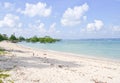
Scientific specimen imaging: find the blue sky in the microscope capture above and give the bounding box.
[0,0,120,39]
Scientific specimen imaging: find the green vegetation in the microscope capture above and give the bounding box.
[27,36,39,43]
[18,36,25,42]
[0,48,5,55]
[26,36,60,43]
[9,34,18,43]
[0,73,10,79]
[0,70,12,83]
[0,34,8,41]
[0,34,60,43]
[8,80,14,83]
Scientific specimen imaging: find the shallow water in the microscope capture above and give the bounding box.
[19,39,120,60]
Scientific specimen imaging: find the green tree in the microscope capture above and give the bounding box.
[38,36,60,43]
[0,34,8,41]
[9,34,18,43]
[0,34,4,41]
[18,36,25,42]
[29,36,39,42]
[2,34,8,40]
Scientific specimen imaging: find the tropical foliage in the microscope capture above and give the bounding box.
[0,48,5,55]
[0,34,8,41]
[9,34,18,43]
[0,34,60,43]
[26,36,60,43]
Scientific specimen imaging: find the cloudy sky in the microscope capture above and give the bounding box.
[0,0,120,39]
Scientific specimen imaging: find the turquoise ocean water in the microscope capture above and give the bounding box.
[19,39,120,60]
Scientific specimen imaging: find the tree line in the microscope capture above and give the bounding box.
[0,34,60,43]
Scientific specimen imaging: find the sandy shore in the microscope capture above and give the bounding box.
[0,41,120,83]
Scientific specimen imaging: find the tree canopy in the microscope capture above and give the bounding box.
[26,36,60,43]
[0,34,60,43]
[9,34,18,43]
[0,34,8,41]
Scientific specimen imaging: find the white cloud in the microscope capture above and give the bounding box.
[4,2,13,8]
[48,23,60,34]
[29,22,46,34]
[61,3,89,26]
[26,22,60,37]
[18,23,23,28]
[86,20,104,31]
[48,23,56,33]
[37,23,46,33]
[83,16,87,21]
[19,2,51,17]
[0,14,22,28]
[3,2,14,10]
[112,25,120,31]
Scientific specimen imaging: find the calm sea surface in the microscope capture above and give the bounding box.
[18,39,120,60]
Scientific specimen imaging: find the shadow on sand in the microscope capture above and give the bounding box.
[0,49,81,70]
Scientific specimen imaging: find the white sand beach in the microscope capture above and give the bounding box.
[0,41,120,83]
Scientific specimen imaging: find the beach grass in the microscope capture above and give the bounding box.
[0,69,10,83]
[0,73,10,79]
[0,70,14,83]
[0,48,12,83]
[0,48,5,55]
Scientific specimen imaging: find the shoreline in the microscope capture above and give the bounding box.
[0,41,120,83]
[18,42,120,63]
